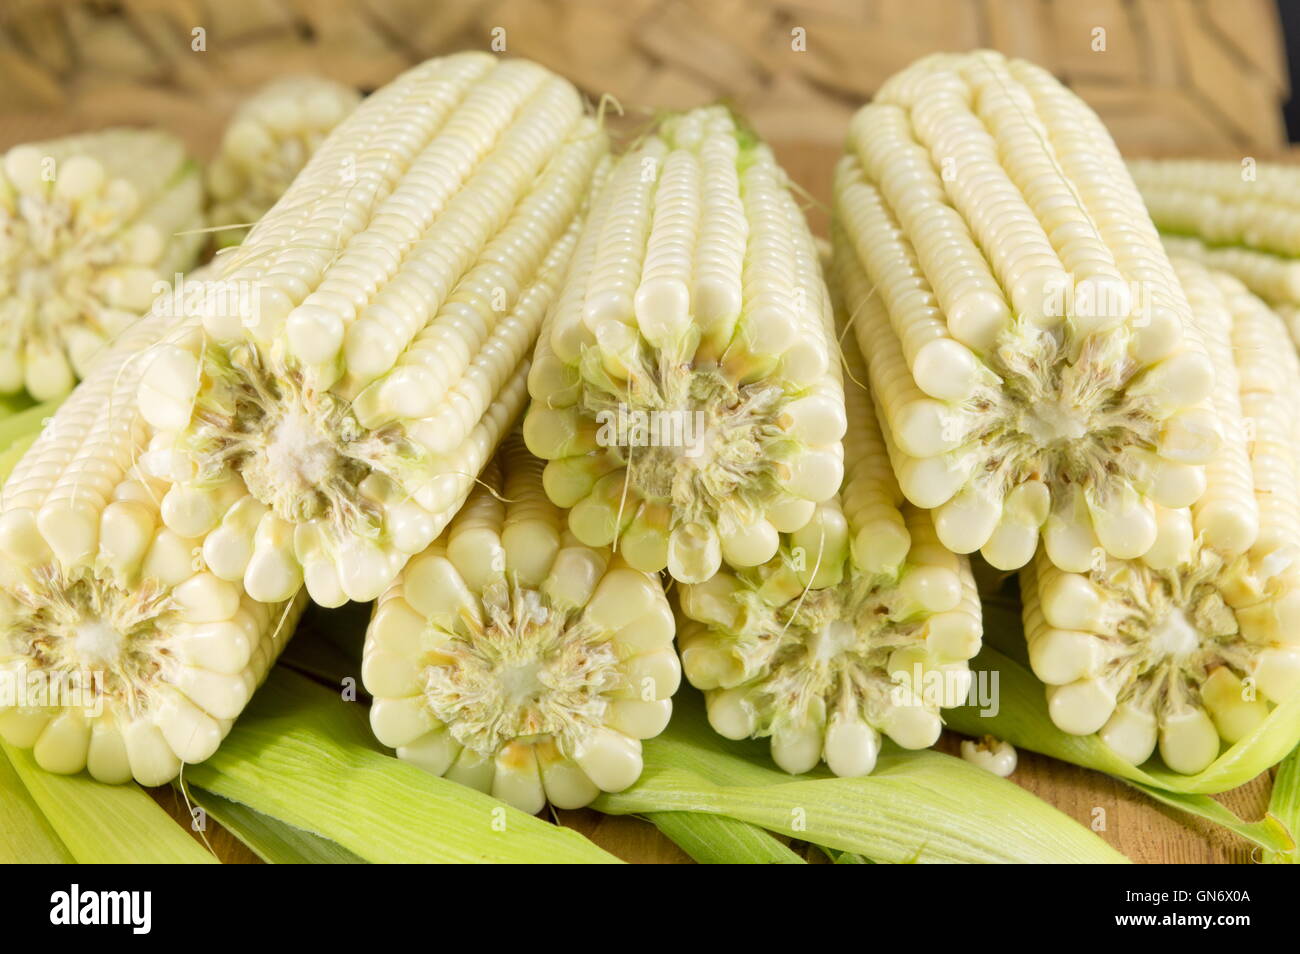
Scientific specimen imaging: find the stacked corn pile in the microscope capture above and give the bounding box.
[1129,158,1300,349]
[4,41,1300,806]
[0,53,619,790]
[522,104,983,778]
[831,50,1300,775]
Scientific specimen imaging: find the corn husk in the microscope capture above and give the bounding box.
[1,742,214,863]
[189,787,365,864]
[1266,747,1300,863]
[594,692,1127,863]
[184,667,620,864]
[649,812,805,864]
[0,744,73,863]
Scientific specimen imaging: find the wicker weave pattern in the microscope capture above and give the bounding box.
[0,0,1289,156]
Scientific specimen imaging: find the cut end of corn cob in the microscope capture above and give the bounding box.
[208,75,362,247]
[364,435,676,813]
[524,105,846,584]
[0,278,304,786]
[834,51,1214,572]
[135,54,607,606]
[1022,263,1300,775]
[0,129,203,399]
[677,331,982,777]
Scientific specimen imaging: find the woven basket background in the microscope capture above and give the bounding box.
[0,0,1289,158]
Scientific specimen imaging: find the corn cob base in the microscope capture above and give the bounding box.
[0,283,304,786]
[525,106,845,584]
[678,307,982,777]
[681,505,981,777]
[142,332,530,608]
[1,565,304,786]
[834,51,1216,573]
[0,130,203,399]
[1026,551,1300,775]
[1022,262,1300,774]
[136,54,606,607]
[364,438,677,812]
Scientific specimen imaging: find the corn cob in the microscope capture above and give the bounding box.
[1128,158,1300,353]
[207,75,362,248]
[524,106,845,584]
[1021,260,1300,775]
[0,272,305,786]
[364,434,676,812]
[1159,234,1300,311]
[676,281,981,777]
[0,129,204,399]
[833,51,1216,573]
[134,53,608,608]
[1128,158,1300,260]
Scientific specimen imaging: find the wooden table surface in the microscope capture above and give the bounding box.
[143,141,1286,864]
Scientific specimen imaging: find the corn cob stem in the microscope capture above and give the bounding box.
[525,106,845,584]
[364,434,676,813]
[834,51,1215,572]
[207,75,361,248]
[135,54,607,606]
[1022,262,1300,775]
[0,130,203,398]
[0,274,304,786]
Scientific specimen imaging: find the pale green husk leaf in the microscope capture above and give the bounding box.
[2,742,214,863]
[190,786,365,864]
[0,744,74,863]
[595,693,1127,863]
[1265,747,1300,863]
[649,812,805,864]
[184,668,620,863]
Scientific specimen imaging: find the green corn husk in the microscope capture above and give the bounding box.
[0,744,74,863]
[0,391,34,419]
[595,693,1127,864]
[184,668,620,864]
[1124,779,1292,857]
[649,812,806,864]
[2,743,214,863]
[189,787,365,864]
[823,848,872,864]
[948,599,1300,796]
[0,398,59,453]
[1265,748,1300,863]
